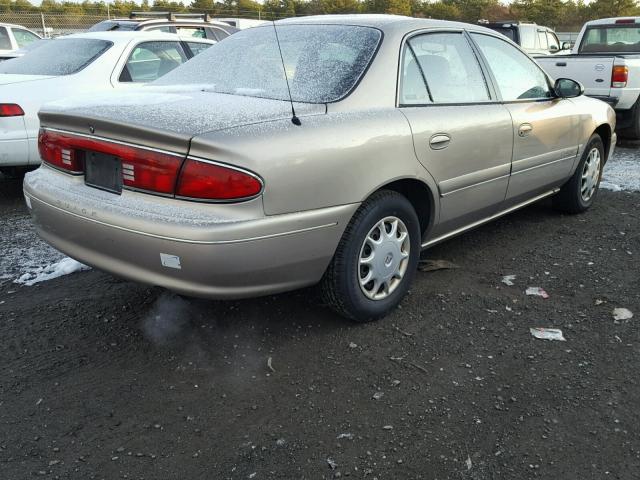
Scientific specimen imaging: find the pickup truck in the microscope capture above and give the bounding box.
[536,17,640,138]
[480,20,567,55]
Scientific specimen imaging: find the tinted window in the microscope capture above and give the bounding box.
[155,24,381,103]
[0,38,111,75]
[489,27,516,42]
[0,27,11,50]
[580,26,640,53]
[176,26,206,38]
[119,41,187,83]
[471,33,552,101]
[13,29,39,48]
[519,26,536,49]
[212,28,229,40]
[187,41,213,56]
[402,32,489,104]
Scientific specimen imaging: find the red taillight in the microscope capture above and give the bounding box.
[0,103,24,117]
[38,129,263,201]
[38,129,84,173]
[612,65,628,88]
[176,159,263,201]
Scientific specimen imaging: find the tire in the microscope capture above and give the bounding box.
[553,134,604,214]
[320,190,421,322]
[620,100,640,140]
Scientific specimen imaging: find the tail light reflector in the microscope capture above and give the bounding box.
[612,65,628,88]
[0,103,24,117]
[38,129,84,173]
[176,159,263,201]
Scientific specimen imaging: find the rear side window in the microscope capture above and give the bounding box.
[537,30,548,49]
[0,38,111,75]
[145,25,174,33]
[211,28,229,40]
[119,41,187,83]
[13,29,39,48]
[0,27,11,50]
[471,33,552,101]
[400,32,489,105]
[176,26,206,38]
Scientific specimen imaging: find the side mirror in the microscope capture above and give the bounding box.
[561,41,573,50]
[554,78,584,98]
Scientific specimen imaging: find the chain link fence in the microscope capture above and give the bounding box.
[0,9,286,37]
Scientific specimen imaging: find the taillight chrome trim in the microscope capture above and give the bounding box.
[174,155,265,204]
[42,127,186,159]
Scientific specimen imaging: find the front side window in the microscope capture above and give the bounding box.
[537,30,548,49]
[119,41,187,83]
[0,27,11,50]
[176,27,206,38]
[580,26,640,53]
[154,24,382,103]
[471,33,552,101]
[400,32,489,105]
[0,38,111,75]
[547,32,560,51]
[13,29,39,48]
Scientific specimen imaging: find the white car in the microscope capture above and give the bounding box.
[0,23,41,60]
[0,31,215,175]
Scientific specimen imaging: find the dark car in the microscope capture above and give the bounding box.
[88,12,237,42]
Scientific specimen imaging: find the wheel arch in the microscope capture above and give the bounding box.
[594,123,612,163]
[372,178,436,239]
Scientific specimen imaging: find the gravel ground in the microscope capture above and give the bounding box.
[1,146,639,479]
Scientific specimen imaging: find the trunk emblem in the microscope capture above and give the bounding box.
[88,125,95,134]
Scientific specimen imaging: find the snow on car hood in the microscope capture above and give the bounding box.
[40,88,327,137]
[0,73,56,85]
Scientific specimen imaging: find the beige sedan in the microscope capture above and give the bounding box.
[24,15,616,321]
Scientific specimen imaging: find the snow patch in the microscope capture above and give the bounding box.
[601,148,640,192]
[14,257,89,286]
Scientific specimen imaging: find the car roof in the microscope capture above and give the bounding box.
[57,30,209,43]
[0,22,37,29]
[275,14,498,34]
[104,17,234,28]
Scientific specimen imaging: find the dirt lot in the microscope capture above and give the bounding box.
[1,147,639,479]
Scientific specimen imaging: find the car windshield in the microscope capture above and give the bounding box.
[88,20,138,32]
[154,24,382,103]
[0,38,111,75]
[580,26,640,53]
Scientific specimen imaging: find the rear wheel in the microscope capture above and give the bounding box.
[553,134,604,214]
[320,190,421,322]
[620,99,640,139]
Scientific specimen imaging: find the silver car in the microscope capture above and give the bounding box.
[24,15,616,321]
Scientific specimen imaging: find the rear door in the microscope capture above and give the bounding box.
[399,30,514,236]
[470,32,580,204]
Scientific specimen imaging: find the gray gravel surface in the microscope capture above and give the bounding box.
[1,146,639,479]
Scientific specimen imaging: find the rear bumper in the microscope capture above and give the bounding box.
[23,166,357,299]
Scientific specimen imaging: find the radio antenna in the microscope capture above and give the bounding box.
[271,19,301,126]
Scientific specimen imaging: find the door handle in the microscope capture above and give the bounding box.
[429,133,451,150]
[518,124,533,137]
[556,62,567,67]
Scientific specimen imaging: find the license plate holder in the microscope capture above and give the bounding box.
[84,151,122,194]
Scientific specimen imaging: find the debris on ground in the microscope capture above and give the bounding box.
[465,455,473,470]
[372,391,384,400]
[526,287,550,299]
[418,259,460,272]
[530,328,566,341]
[336,433,354,440]
[612,308,633,321]
[501,275,516,286]
[327,457,338,470]
[348,342,358,349]
[267,356,275,373]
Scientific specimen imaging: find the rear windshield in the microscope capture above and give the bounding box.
[88,20,138,32]
[489,26,516,42]
[580,26,640,53]
[0,38,111,75]
[154,24,382,103]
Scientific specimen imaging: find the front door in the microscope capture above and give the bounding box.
[398,31,514,238]
[470,32,580,205]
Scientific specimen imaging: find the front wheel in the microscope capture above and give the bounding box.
[320,190,421,322]
[553,134,604,214]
